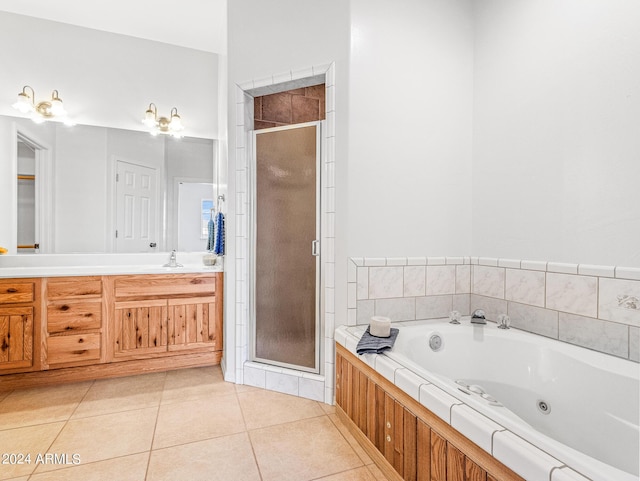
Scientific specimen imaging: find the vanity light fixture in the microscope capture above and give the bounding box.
[12,85,74,125]
[142,103,184,138]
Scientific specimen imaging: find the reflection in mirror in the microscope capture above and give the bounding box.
[17,138,37,253]
[3,115,216,254]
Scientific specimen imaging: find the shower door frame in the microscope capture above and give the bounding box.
[248,121,323,374]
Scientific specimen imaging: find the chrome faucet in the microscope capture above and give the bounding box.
[497,314,511,329]
[470,309,487,325]
[163,250,183,268]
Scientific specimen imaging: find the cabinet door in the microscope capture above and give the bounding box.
[0,306,34,372]
[167,296,220,351]
[383,393,396,467]
[383,395,417,480]
[113,299,168,357]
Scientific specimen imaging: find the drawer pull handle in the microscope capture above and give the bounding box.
[6,288,18,293]
[60,305,70,311]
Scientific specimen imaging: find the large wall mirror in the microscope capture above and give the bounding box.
[5,114,216,254]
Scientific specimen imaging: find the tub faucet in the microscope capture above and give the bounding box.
[163,250,183,268]
[497,314,511,329]
[470,309,487,325]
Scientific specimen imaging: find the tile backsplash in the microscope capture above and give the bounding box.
[347,256,640,362]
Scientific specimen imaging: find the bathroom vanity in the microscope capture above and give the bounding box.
[0,265,223,391]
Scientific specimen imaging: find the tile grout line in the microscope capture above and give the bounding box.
[49,381,95,460]
[22,379,96,480]
[144,371,168,481]
[325,412,371,470]
[307,465,375,481]
[235,383,265,481]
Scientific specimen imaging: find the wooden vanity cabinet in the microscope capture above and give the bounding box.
[109,273,223,362]
[0,272,222,391]
[0,278,40,374]
[45,276,104,368]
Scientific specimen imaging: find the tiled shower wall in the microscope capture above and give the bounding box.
[347,256,640,362]
[233,63,336,404]
[254,85,326,130]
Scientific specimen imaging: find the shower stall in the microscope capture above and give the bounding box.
[250,122,321,373]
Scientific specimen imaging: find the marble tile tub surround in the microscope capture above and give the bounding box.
[347,256,640,362]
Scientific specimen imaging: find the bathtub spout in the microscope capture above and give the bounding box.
[470,309,487,325]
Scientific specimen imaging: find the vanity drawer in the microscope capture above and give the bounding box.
[47,300,102,333]
[0,282,35,304]
[47,277,102,299]
[114,275,216,298]
[47,333,101,365]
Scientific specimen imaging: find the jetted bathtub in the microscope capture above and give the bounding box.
[337,319,639,481]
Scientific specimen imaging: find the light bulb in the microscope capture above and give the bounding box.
[12,92,34,113]
[170,114,183,132]
[142,109,156,127]
[50,98,65,116]
[142,103,158,128]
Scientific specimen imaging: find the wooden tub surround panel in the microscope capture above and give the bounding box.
[0,273,223,391]
[335,344,525,481]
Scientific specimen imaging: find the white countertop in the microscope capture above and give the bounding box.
[0,265,223,279]
[0,252,224,278]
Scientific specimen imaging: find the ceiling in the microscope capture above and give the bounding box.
[0,0,227,54]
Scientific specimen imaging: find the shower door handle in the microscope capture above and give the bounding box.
[311,240,320,256]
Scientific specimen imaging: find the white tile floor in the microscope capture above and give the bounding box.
[0,366,389,481]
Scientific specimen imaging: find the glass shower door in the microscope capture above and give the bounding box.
[252,122,320,372]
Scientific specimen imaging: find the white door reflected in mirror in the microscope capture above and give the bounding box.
[115,160,159,252]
